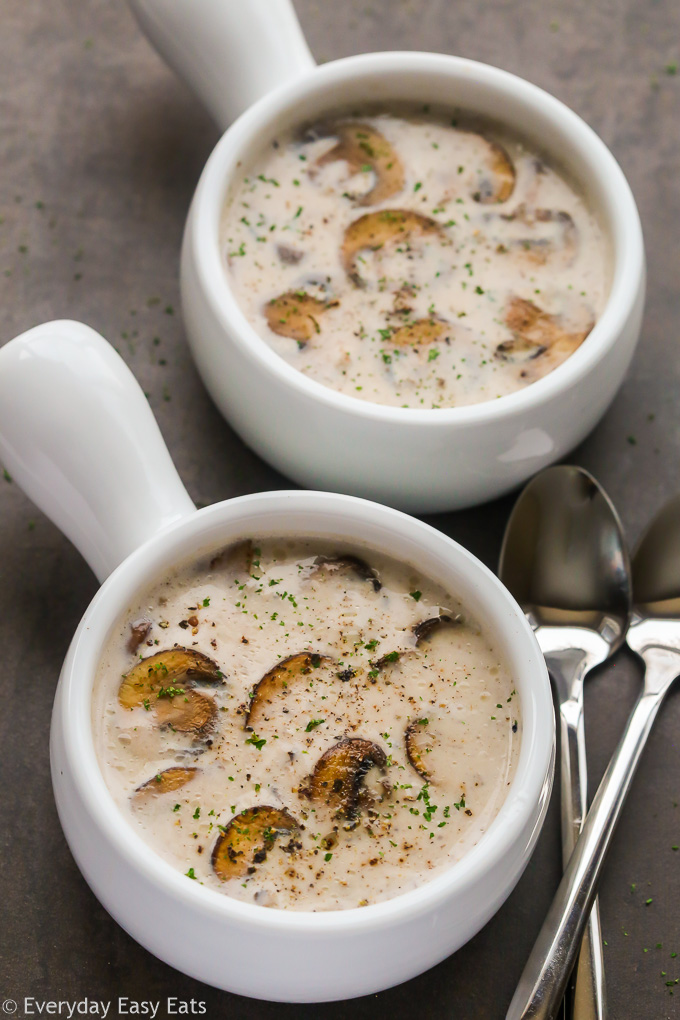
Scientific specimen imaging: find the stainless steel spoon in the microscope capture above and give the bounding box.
[500,466,631,1020]
[506,492,680,1019]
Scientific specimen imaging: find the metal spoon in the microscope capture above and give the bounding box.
[506,492,680,1019]
[500,466,631,1020]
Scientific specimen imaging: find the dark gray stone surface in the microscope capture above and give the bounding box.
[0,1,678,1016]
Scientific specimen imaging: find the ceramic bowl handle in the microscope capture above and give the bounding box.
[0,320,195,583]
[126,0,316,131]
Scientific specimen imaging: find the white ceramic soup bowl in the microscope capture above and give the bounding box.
[127,0,645,513]
[0,320,553,1002]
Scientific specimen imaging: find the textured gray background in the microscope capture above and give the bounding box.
[1,1,679,1017]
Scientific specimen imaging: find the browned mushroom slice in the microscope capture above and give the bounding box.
[500,207,577,264]
[308,737,387,819]
[120,648,223,708]
[405,719,435,779]
[342,209,445,285]
[413,614,460,645]
[212,806,300,880]
[154,689,218,734]
[472,139,516,204]
[264,291,338,345]
[311,554,381,591]
[316,122,405,206]
[389,318,449,348]
[120,647,224,735]
[246,651,333,729]
[133,766,199,799]
[496,296,592,376]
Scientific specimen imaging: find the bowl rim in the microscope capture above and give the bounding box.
[57,490,553,933]
[187,49,644,426]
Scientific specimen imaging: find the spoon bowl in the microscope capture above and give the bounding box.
[500,465,631,654]
[631,494,680,617]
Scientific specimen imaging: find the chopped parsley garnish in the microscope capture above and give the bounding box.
[157,685,186,699]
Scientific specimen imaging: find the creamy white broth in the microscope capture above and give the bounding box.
[93,539,520,911]
[221,109,610,408]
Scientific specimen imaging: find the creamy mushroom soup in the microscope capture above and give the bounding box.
[93,539,521,910]
[221,109,609,408]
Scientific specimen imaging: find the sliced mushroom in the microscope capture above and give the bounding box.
[212,806,300,880]
[498,206,577,264]
[264,290,338,345]
[133,766,199,799]
[389,317,449,348]
[472,139,516,204]
[404,719,435,779]
[496,296,593,379]
[342,210,445,286]
[153,689,218,734]
[311,554,381,591]
[315,122,404,206]
[307,737,387,819]
[413,614,460,645]
[119,647,224,735]
[246,651,333,729]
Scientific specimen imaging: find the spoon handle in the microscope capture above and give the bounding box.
[506,652,676,1019]
[557,697,607,1020]
[547,645,607,1020]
